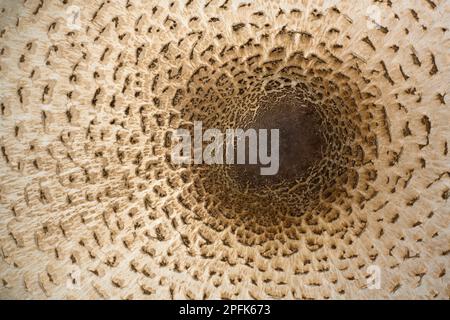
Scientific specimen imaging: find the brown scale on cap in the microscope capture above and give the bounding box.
[0,0,449,299]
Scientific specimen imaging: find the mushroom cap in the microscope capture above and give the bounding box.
[0,0,449,299]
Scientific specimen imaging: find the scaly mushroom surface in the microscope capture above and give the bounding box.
[0,0,449,299]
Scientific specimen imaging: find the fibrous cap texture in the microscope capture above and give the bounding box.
[0,0,449,299]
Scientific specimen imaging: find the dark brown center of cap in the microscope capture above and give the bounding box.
[229,100,325,188]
